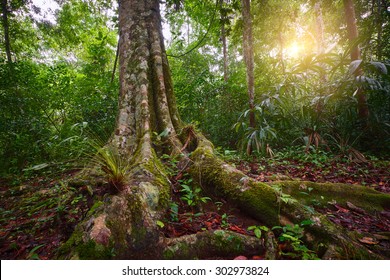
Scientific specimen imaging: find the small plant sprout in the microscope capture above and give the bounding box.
[271,184,298,223]
[221,213,229,228]
[156,220,165,228]
[179,177,211,207]
[169,202,179,222]
[248,225,270,239]
[272,221,319,260]
[215,201,224,212]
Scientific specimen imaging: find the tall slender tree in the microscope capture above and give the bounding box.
[1,0,12,63]
[314,1,325,55]
[343,0,369,122]
[219,0,229,82]
[241,0,255,129]
[314,0,328,84]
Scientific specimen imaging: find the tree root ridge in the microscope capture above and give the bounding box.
[58,131,390,259]
[163,230,267,259]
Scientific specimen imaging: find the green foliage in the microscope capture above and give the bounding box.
[87,140,129,192]
[220,213,230,228]
[179,177,211,208]
[271,184,297,205]
[27,244,45,260]
[168,48,247,148]
[247,225,269,239]
[1,0,390,185]
[0,0,118,178]
[233,106,277,156]
[169,202,179,222]
[247,220,318,259]
[271,183,298,224]
[232,52,390,158]
[272,222,319,260]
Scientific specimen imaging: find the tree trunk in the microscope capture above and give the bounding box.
[375,0,383,60]
[314,1,325,56]
[241,0,256,129]
[343,0,369,122]
[219,0,229,82]
[1,0,12,64]
[221,21,228,82]
[57,0,390,260]
[313,0,328,103]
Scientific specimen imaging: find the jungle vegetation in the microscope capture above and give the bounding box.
[0,0,389,260]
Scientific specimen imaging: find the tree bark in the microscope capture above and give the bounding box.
[313,1,328,90]
[219,0,229,82]
[241,0,256,129]
[343,0,369,122]
[221,20,228,82]
[1,0,12,64]
[375,0,384,60]
[58,0,390,260]
[314,1,325,56]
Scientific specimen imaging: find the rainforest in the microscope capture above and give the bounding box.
[0,0,389,260]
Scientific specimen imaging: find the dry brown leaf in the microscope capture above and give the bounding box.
[358,237,379,245]
[234,255,248,260]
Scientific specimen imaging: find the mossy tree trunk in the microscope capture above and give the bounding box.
[58,0,390,260]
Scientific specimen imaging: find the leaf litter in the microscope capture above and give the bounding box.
[0,156,389,259]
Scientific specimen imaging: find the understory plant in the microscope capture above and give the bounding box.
[179,177,211,208]
[247,220,318,260]
[87,141,129,193]
[272,221,319,260]
[233,106,277,156]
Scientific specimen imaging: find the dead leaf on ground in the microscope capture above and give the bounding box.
[358,237,379,245]
[346,201,366,214]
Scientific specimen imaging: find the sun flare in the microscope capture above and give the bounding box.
[286,42,303,58]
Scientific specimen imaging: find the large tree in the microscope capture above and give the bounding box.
[57,0,390,259]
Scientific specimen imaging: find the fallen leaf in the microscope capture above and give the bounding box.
[346,201,366,214]
[234,255,247,260]
[334,204,349,213]
[358,237,379,245]
[380,211,390,219]
[372,234,389,241]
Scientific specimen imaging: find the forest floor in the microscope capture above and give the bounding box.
[0,155,389,260]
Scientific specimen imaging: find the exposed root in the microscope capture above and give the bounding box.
[186,134,390,259]
[163,230,265,259]
[58,129,390,260]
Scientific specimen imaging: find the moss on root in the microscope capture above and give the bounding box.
[186,138,388,259]
[163,230,264,259]
[189,145,279,226]
[269,181,390,212]
[129,146,171,210]
[58,128,389,260]
[58,145,173,260]
[57,200,113,259]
